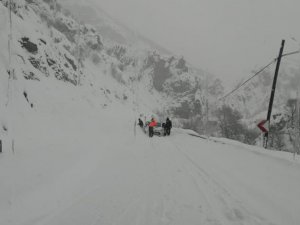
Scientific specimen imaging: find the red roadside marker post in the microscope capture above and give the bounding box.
[257,120,269,147]
[257,120,268,133]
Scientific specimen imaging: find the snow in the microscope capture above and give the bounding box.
[1,76,300,225]
[1,2,300,225]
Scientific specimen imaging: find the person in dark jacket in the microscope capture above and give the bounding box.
[138,118,144,128]
[164,117,172,136]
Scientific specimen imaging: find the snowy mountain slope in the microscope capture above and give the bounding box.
[58,0,173,55]
[0,0,162,117]
[57,0,224,124]
[0,0,224,136]
[223,55,300,150]
[57,0,226,123]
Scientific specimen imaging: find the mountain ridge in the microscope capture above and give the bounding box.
[59,0,173,56]
[0,0,223,137]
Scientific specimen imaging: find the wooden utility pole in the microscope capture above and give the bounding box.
[264,40,285,149]
[205,78,209,136]
[6,0,13,106]
[6,0,15,153]
[76,23,81,86]
[296,88,300,157]
[298,88,300,135]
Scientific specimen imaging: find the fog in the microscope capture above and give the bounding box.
[61,0,300,88]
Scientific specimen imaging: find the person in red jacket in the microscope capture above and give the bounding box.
[148,118,157,137]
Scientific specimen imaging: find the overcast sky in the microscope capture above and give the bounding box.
[80,0,300,87]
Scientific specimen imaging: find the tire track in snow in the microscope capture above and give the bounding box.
[150,137,212,225]
[167,137,276,225]
[111,135,207,225]
[109,135,167,225]
[159,138,222,225]
[143,137,171,225]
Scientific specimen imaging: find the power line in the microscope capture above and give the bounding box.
[219,58,276,101]
[282,50,300,58]
[219,49,300,101]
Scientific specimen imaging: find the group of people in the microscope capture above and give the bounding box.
[138,117,172,138]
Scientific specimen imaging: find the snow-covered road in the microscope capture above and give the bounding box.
[1,107,300,225]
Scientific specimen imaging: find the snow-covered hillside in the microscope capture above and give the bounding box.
[0,0,225,136]
[59,0,173,55]
[225,59,300,120]
[223,55,300,151]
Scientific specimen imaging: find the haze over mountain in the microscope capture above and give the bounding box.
[58,0,300,142]
[59,0,172,56]
[60,0,300,89]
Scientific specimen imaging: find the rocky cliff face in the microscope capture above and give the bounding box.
[0,0,224,132]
